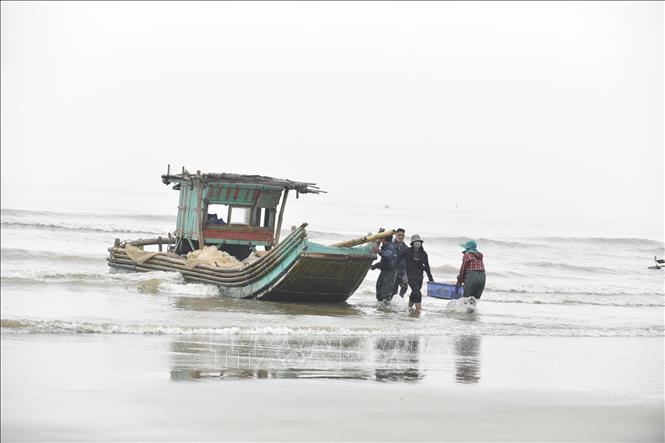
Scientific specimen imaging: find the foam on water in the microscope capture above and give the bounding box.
[445,298,478,314]
[1,317,662,337]
[1,208,174,236]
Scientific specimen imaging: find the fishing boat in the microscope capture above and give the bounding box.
[649,256,664,270]
[107,168,391,302]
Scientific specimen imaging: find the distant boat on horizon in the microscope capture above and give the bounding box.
[649,256,664,270]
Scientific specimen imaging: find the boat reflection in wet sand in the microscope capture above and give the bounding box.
[167,334,482,384]
[169,335,426,383]
[108,168,393,302]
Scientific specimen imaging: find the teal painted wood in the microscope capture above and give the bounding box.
[259,242,375,302]
[110,225,309,285]
[108,226,376,302]
[175,185,187,237]
[175,182,285,245]
[214,238,307,298]
[203,183,283,206]
[202,238,271,246]
[188,185,202,238]
[175,184,201,239]
[261,262,373,302]
[255,190,282,208]
[305,242,374,256]
[178,238,373,302]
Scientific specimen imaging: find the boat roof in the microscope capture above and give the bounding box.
[161,170,325,194]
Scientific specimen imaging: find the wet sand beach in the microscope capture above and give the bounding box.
[2,333,662,442]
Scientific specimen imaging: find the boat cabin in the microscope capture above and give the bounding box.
[161,168,323,259]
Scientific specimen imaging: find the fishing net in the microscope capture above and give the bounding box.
[185,245,242,269]
[124,244,160,264]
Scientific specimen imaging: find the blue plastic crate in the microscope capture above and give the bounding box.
[427,281,464,299]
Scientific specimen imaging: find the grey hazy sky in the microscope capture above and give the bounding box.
[1,2,663,227]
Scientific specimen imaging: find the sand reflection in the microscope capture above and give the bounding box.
[452,335,482,384]
[169,335,423,382]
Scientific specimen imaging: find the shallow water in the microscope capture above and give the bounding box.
[1,191,663,339]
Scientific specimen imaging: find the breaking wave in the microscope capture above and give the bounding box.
[0,269,222,297]
[522,261,623,274]
[1,248,106,264]
[481,294,664,307]
[0,208,174,222]
[1,318,662,337]
[1,221,165,236]
[428,236,663,250]
[487,285,664,297]
[1,208,173,236]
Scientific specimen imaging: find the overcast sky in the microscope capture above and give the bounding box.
[1,2,663,231]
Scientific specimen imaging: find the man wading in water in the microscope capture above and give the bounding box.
[392,228,409,298]
[370,234,398,306]
[397,234,434,312]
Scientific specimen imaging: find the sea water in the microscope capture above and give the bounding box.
[1,184,663,393]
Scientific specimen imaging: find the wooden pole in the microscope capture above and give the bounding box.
[196,177,204,249]
[126,237,176,247]
[273,189,289,246]
[330,229,396,248]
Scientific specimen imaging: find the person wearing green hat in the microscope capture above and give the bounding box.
[456,240,486,303]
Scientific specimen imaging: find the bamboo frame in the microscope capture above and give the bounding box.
[329,229,396,248]
[273,189,289,246]
[109,224,309,286]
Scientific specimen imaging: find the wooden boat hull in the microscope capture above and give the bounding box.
[259,251,373,302]
[107,225,374,303]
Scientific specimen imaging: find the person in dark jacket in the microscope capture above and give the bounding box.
[391,228,409,298]
[370,235,398,305]
[456,240,486,304]
[397,234,434,312]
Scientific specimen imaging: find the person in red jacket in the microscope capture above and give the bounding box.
[456,240,486,304]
